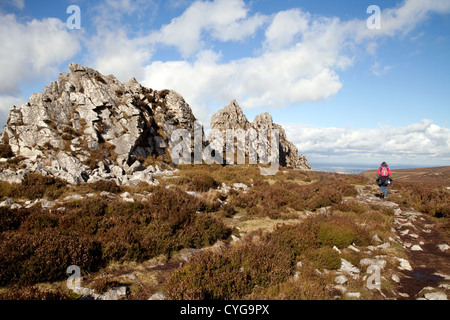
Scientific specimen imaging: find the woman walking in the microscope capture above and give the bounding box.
[377,162,392,199]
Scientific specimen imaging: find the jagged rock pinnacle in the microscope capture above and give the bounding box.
[209,100,311,170]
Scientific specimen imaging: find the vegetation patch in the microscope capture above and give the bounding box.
[248,266,336,300]
[166,241,294,300]
[0,165,447,300]
[165,198,399,300]
[0,144,14,158]
[0,286,72,300]
[391,182,450,219]
[316,215,371,249]
[229,175,359,219]
[0,185,232,287]
[0,173,67,201]
[172,170,219,192]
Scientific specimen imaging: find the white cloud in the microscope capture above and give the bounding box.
[147,0,267,57]
[0,95,26,126]
[0,95,25,123]
[103,0,148,14]
[353,0,450,41]
[142,44,344,126]
[83,0,161,82]
[264,9,310,51]
[86,29,153,82]
[4,0,450,111]
[371,61,394,77]
[0,13,80,125]
[142,50,228,125]
[13,0,24,9]
[142,7,347,117]
[383,0,450,34]
[283,119,450,164]
[136,0,450,128]
[0,95,25,113]
[0,13,81,95]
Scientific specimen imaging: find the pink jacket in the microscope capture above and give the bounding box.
[377,166,392,177]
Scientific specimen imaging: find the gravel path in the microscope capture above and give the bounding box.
[356,186,449,300]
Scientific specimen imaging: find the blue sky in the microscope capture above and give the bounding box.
[0,0,449,167]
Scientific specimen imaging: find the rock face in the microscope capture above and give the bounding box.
[0,63,310,184]
[1,63,197,185]
[210,100,250,131]
[209,100,311,170]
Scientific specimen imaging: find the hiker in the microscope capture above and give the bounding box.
[377,162,392,199]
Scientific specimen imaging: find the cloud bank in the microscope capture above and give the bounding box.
[283,119,450,164]
[137,0,450,122]
[0,12,81,107]
[2,0,450,116]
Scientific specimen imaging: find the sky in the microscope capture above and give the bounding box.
[0,0,449,168]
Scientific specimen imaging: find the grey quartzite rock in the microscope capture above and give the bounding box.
[0,63,311,185]
[209,100,310,170]
[1,63,198,185]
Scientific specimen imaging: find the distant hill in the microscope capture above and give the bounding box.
[360,166,450,186]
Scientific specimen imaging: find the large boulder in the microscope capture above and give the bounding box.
[1,63,197,184]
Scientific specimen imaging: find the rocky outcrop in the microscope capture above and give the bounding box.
[209,100,311,170]
[210,99,250,131]
[0,63,310,185]
[1,63,197,185]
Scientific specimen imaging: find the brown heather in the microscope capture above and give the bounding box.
[166,241,294,300]
[0,181,231,287]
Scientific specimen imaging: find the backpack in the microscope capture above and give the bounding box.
[380,166,389,177]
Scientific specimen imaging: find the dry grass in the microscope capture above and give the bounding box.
[248,267,337,300]
[232,216,303,237]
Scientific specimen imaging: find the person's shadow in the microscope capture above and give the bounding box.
[373,192,383,198]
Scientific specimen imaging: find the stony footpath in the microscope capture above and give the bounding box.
[355,186,449,300]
